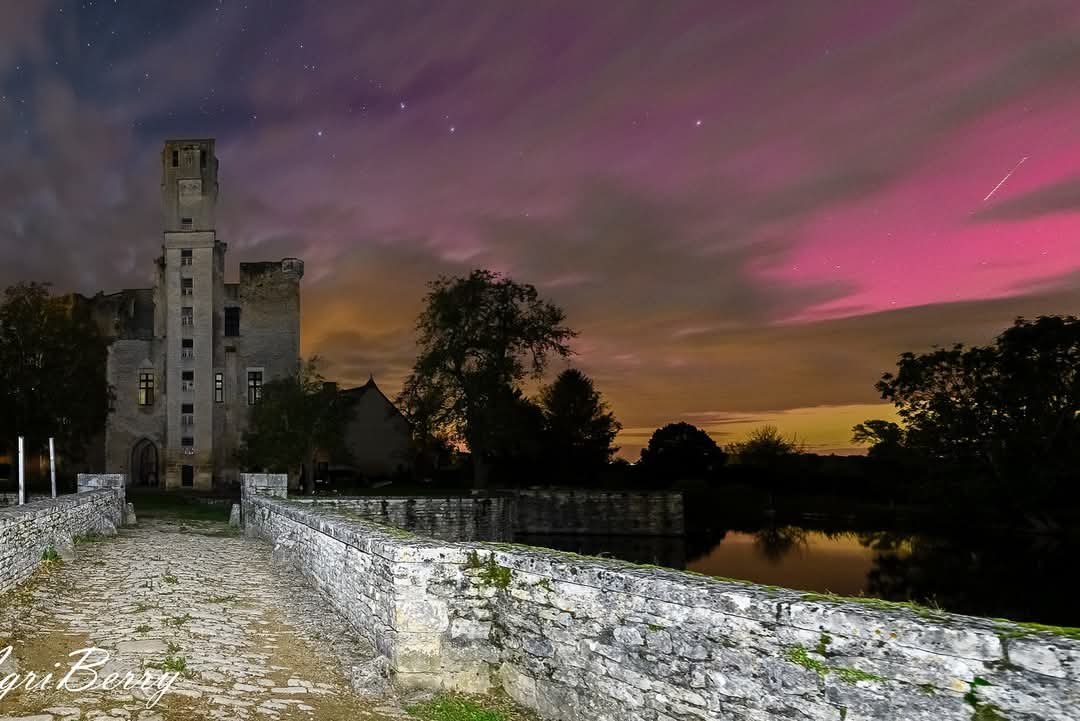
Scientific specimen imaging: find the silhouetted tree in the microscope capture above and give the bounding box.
[0,283,112,469]
[539,368,621,480]
[726,424,804,465]
[874,315,1080,506]
[638,422,725,482]
[238,357,353,494]
[486,387,547,482]
[850,420,906,457]
[397,269,576,486]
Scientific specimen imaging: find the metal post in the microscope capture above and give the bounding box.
[17,436,24,505]
[49,437,57,498]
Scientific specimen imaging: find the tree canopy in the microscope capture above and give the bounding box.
[0,282,112,464]
[238,357,353,493]
[538,368,621,476]
[726,425,804,466]
[638,422,725,481]
[860,315,1080,505]
[397,269,576,484]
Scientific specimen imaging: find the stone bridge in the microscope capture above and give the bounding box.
[0,474,1076,721]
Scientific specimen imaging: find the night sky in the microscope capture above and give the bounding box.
[3,1,1080,457]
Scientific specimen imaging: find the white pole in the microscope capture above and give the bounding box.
[49,437,56,498]
[17,436,24,505]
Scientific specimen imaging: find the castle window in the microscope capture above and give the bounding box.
[182,370,194,392]
[138,372,154,406]
[181,464,194,485]
[181,249,193,266]
[215,372,224,403]
[181,402,194,427]
[181,438,194,458]
[172,150,179,167]
[200,149,207,169]
[247,371,262,405]
[181,217,193,230]
[181,338,194,358]
[224,307,240,336]
[182,278,193,296]
[181,307,193,326]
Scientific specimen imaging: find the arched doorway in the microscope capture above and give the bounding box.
[131,439,159,487]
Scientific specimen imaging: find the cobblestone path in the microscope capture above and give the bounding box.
[0,518,410,721]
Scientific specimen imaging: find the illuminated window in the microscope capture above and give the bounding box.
[138,372,154,406]
[247,371,262,405]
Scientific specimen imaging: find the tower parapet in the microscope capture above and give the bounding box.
[281,257,305,281]
[162,139,218,234]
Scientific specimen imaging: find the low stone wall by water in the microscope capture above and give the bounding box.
[241,477,1077,721]
[295,495,515,541]
[0,479,126,595]
[512,489,685,536]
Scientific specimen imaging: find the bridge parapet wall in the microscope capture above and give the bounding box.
[290,495,516,542]
[241,485,1079,721]
[0,488,125,595]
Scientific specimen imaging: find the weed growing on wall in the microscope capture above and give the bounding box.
[465,551,513,591]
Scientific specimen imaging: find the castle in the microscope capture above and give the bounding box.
[92,139,303,490]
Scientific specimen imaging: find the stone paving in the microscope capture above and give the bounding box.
[0,517,412,721]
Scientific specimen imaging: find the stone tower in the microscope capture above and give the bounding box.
[160,139,225,489]
[96,139,302,491]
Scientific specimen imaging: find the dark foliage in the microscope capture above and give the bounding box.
[0,283,112,465]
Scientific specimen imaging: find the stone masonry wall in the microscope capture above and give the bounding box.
[0,489,125,595]
[512,490,684,536]
[242,493,494,691]
[295,496,515,542]
[242,488,1078,721]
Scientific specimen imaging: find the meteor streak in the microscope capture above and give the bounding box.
[982,155,1029,202]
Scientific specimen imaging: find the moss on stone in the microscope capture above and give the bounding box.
[466,552,513,591]
[785,644,885,685]
[965,677,1008,721]
[785,645,828,675]
[833,667,885,684]
[994,620,1080,642]
[801,592,945,620]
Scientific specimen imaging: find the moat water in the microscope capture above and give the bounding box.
[518,524,1080,627]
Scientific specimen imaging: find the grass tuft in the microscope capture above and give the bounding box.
[407,695,507,721]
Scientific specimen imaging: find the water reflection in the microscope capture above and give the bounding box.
[520,524,1079,626]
